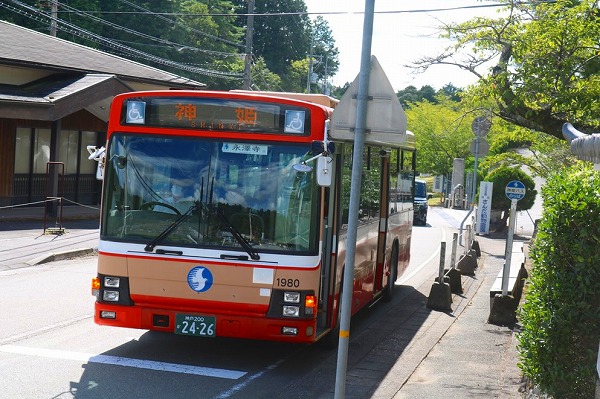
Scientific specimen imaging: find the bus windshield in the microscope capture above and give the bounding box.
[101,133,319,253]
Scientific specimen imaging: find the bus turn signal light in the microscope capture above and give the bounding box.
[305,295,316,315]
[91,277,100,297]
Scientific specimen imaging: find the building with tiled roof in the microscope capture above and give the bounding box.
[0,20,205,208]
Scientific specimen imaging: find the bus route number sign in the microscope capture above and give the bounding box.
[505,180,526,201]
[175,314,216,337]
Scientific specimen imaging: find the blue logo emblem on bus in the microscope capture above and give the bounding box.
[187,266,213,293]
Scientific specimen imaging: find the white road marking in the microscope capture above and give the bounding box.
[398,225,447,285]
[0,345,246,380]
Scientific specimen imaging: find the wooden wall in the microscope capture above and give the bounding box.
[0,109,107,205]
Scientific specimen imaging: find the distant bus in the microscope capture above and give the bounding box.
[90,90,416,344]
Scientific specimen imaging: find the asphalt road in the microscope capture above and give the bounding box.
[0,207,517,399]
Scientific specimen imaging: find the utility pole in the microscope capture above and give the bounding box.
[306,34,314,93]
[323,55,329,95]
[243,0,254,90]
[50,0,58,37]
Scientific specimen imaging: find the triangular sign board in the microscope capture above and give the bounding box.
[331,55,407,145]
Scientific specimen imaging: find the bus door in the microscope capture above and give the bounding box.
[375,150,391,292]
[316,151,340,334]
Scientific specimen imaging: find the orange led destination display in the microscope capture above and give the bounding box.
[123,98,309,135]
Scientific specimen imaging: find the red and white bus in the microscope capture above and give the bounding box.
[91,90,416,344]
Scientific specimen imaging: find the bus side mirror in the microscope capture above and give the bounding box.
[87,145,106,180]
[316,156,332,187]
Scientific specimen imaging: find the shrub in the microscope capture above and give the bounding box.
[518,165,600,398]
[484,166,537,231]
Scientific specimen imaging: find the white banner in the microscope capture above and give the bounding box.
[477,181,493,235]
[433,175,444,193]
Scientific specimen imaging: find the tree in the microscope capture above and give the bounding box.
[308,16,340,93]
[283,59,309,93]
[439,83,463,102]
[250,57,283,91]
[396,85,436,109]
[232,1,339,94]
[405,95,474,176]
[234,0,311,79]
[0,0,246,88]
[479,124,576,180]
[412,0,600,140]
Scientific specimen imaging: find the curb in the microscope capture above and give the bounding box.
[27,248,98,266]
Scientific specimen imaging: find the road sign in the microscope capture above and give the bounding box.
[472,116,491,137]
[505,180,526,201]
[331,56,406,143]
[470,138,489,157]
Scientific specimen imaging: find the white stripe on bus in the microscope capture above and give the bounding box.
[0,345,246,380]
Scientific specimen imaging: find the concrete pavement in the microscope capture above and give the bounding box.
[0,204,530,398]
[0,204,100,270]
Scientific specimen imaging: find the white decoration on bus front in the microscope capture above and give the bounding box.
[253,268,274,284]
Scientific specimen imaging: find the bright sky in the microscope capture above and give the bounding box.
[304,0,505,91]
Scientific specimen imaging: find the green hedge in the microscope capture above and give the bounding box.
[518,165,600,398]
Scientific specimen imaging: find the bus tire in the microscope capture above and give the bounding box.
[383,244,398,302]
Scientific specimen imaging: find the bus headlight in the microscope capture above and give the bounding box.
[104,276,120,288]
[283,291,301,303]
[282,305,300,317]
[103,290,120,302]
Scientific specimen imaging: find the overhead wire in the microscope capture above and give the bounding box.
[1,0,243,80]
[57,3,513,17]
[53,0,240,57]
[115,0,245,49]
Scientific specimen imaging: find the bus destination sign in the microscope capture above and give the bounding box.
[123,98,310,135]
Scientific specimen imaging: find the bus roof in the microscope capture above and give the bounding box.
[230,90,339,109]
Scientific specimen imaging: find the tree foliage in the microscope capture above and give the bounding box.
[396,85,437,109]
[405,95,474,176]
[1,0,340,92]
[412,0,600,140]
[479,123,577,180]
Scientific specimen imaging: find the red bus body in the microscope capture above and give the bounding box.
[92,90,415,344]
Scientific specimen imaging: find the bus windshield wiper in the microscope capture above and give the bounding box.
[144,202,199,252]
[209,205,260,261]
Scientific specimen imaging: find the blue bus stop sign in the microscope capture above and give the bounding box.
[505,180,526,201]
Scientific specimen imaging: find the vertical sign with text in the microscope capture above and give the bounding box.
[477,181,493,235]
[433,175,444,193]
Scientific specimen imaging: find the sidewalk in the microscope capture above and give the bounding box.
[0,205,100,270]
[386,233,527,398]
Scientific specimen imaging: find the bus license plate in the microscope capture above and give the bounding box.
[175,314,216,337]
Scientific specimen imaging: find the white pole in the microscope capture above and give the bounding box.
[502,199,517,296]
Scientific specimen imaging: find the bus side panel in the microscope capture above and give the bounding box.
[335,220,379,316]
[387,207,412,279]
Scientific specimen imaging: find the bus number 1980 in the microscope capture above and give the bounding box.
[276,278,300,287]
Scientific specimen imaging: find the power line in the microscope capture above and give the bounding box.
[54,3,513,17]
[115,0,244,49]
[53,0,240,57]
[1,0,243,80]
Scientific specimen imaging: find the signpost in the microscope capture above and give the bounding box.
[460,114,491,245]
[476,181,493,235]
[502,180,526,296]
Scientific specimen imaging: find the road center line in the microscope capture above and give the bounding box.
[0,345,246,380]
